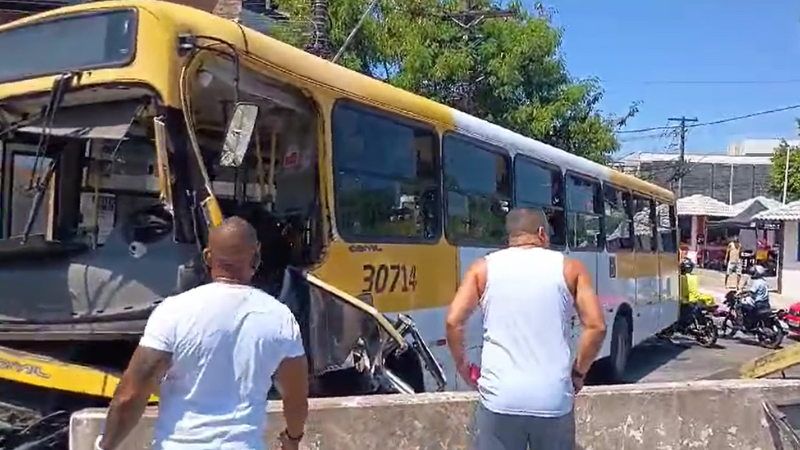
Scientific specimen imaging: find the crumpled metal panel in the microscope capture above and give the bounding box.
[278,268,380,376]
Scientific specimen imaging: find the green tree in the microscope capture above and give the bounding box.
[269,0,636,163]
[769,127,800,202]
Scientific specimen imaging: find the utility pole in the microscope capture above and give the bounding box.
[668,116,698,198]
[306,0,332,59]
[782,145,792,204]
[446,0,517,26]
[436,0,515,111]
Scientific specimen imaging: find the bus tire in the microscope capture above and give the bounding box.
[606,313,632,383]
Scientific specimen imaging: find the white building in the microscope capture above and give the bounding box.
[615,152,774,204]
[754,203,800,298]
[727,139,800,156]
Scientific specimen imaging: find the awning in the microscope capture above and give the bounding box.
[19,100,143,140]
[753,201,800,221]
[676,194,735,217]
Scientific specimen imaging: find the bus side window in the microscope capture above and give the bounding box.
[443,134,510,246]
[633,194,656,252]
[604,184,634,251]
[513,156,566,247]
[331,101,440,242]
[657,201,678,253]
[565,174,603,250]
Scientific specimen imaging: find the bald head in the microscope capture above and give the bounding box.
[205,216,260,282]
[505,207,549,246]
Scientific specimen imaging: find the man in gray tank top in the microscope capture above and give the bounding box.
[446,208,607,450]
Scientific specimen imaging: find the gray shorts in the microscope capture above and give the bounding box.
[472,402,575,450]
[727,261,742,275]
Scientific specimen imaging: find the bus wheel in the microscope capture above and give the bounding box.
[606,314,632,383]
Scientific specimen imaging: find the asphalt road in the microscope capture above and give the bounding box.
[607,269,800,384]
[619,335,798,384]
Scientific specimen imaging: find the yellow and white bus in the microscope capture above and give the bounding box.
[0,0,678,400]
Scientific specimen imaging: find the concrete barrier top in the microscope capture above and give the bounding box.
[71,379,800,450]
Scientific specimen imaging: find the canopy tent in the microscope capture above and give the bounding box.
[712,201,771,227]
[732,196,783,215]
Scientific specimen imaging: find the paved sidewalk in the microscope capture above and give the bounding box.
[696,268,795,309]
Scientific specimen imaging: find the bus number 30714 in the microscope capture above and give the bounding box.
[362,264,418,294]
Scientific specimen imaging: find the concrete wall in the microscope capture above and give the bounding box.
[70,380,800,450]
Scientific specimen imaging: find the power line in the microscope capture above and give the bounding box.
[601,79,800,86]
[617,104,800,134]
[619,132,665,142]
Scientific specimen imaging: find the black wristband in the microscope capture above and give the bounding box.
[284,429,304,442]
[572,367,585,379]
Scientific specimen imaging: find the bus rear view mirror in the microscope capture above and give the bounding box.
[220,102,259,167]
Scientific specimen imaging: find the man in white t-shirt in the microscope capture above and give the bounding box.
[96,217,309,450]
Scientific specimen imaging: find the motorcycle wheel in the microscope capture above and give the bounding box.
[695,318,718,348]
[718,315,739,339]
[757,322,785,350]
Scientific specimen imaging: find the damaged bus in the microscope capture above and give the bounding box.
[0,0,679,432]
[0,1,446,415]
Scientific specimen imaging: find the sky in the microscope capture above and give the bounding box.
[528,0,800,157]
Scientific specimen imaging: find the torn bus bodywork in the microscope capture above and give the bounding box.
[281,270,445,396]
[0,77,445,399]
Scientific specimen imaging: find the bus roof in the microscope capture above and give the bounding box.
[2,0,673,201]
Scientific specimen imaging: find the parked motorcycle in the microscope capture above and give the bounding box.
[657,304,718,348]
[717,290,788,349]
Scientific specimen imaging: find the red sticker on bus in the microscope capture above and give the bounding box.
[283,151,299,168]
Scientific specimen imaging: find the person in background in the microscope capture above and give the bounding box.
[660,258,715,336]
[725,235,743,289]
[741,264,771,328]
[95,217,309,450]
[446,207,606,450]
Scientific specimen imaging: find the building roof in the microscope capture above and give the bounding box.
[676,194,736,217]
[617,152,772,166]
[753,201,800,221]
[732,196,783,214]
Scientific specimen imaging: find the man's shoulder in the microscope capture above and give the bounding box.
[562,254,584,271]
[243,289,295,320]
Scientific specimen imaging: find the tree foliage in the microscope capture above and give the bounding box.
[769,123,800,203]
[269,0,636,163]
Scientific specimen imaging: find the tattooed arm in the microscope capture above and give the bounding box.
[98,346,172,450]
[99,300,176,450]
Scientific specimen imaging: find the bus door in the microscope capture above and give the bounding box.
[658,202,680,320]
[632,194,660,339]
[564,172,603,312]
[602,184,636,340]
